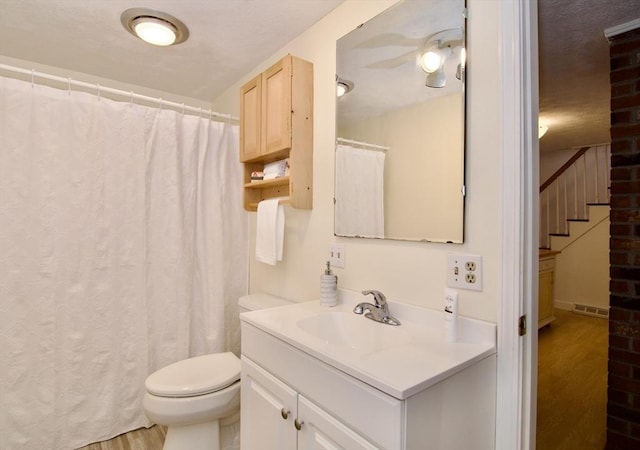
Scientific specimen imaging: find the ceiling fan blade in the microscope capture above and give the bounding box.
[355,33,424,49]
[365,49,417,69]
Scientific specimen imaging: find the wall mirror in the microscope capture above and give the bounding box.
[335,0,466,243]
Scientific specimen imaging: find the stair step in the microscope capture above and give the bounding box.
[586,203,610,206]
[567,219,589,222]
[549,233,570,237]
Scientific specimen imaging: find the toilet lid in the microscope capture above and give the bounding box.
[146,352,240,398]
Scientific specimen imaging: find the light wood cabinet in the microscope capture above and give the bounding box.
[538,250,559,328]
[239,75,262,162]
[239,54,313,211]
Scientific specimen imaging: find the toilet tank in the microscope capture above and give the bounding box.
[238,293,293,314]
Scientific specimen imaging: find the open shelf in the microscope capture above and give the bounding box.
[244,176,290,189]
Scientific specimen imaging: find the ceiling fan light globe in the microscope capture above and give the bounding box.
[421,51,442,73]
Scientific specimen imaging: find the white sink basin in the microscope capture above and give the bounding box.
[240,289,496,399]
[297,311,411,353]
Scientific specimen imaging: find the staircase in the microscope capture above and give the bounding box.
[539,144,611,250]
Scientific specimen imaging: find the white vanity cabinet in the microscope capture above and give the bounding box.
[297,396,379,450]
[240,313,497,450]
[242,357,378,450]
[241,356,297,450]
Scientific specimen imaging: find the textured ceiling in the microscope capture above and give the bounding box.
[538,0,639,153]
[337,0,463,128]
[0,0,638,153]
[0,0,344,101]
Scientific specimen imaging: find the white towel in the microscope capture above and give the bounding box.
[263,158,289,175]
[255,198,285,265]
[263,158,289,180]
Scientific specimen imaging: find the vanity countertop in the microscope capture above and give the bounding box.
[240,290,496,400]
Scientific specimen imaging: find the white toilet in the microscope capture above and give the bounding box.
[143,294,292,450]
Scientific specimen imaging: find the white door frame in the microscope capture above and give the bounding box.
[495,1,539,449]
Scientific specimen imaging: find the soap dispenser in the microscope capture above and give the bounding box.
[320,261,338,307]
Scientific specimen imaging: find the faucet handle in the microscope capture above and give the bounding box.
[361,290,386,306]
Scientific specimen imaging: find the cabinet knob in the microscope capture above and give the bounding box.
[280,408,290,420]
[294,418,304,431]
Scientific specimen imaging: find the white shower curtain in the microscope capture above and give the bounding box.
[335,144,385,238]
[0,76,247,450]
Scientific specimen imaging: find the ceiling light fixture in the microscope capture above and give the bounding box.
[425,67,447,88]
[419,28,463,88]
[336,78,354,97]
[121,8,189,47]
[456,48,466,81]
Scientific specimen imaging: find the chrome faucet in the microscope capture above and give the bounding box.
[353,290,401,326]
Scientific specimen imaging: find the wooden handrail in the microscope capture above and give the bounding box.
[540,146,591,193]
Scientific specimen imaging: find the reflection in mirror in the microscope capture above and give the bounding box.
[335,0,466,243]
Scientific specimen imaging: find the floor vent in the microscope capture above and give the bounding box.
[572,304,609,319]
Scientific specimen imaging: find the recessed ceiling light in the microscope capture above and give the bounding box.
[121,8,189,47]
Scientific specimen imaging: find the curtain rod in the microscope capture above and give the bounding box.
[0,63,239,123]
[336,137,389,152]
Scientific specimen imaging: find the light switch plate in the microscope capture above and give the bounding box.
[328,243,345,268]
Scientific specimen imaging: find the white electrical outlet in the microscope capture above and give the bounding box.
[328,243,345,268]
[447,253,483,291]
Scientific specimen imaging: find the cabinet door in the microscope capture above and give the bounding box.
[538,270,554,327]
[241,357,297,450]
[240,74,262,162]
[297,396,379,450]
[262,55,292,156]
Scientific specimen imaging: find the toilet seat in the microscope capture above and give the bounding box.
[145,352,240,398]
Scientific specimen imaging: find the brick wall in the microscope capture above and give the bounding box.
[607,26,640,450]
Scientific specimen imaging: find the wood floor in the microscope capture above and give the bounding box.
[77,425,166,450]
[536,308,609,450]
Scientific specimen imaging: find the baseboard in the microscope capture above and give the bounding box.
[553,300,609,319]
[554,300,573,311]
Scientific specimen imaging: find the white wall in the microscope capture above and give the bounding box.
[552,206,610,310]
[213,0,503,323]
[539,148,577,184]
[0,55,215,111]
